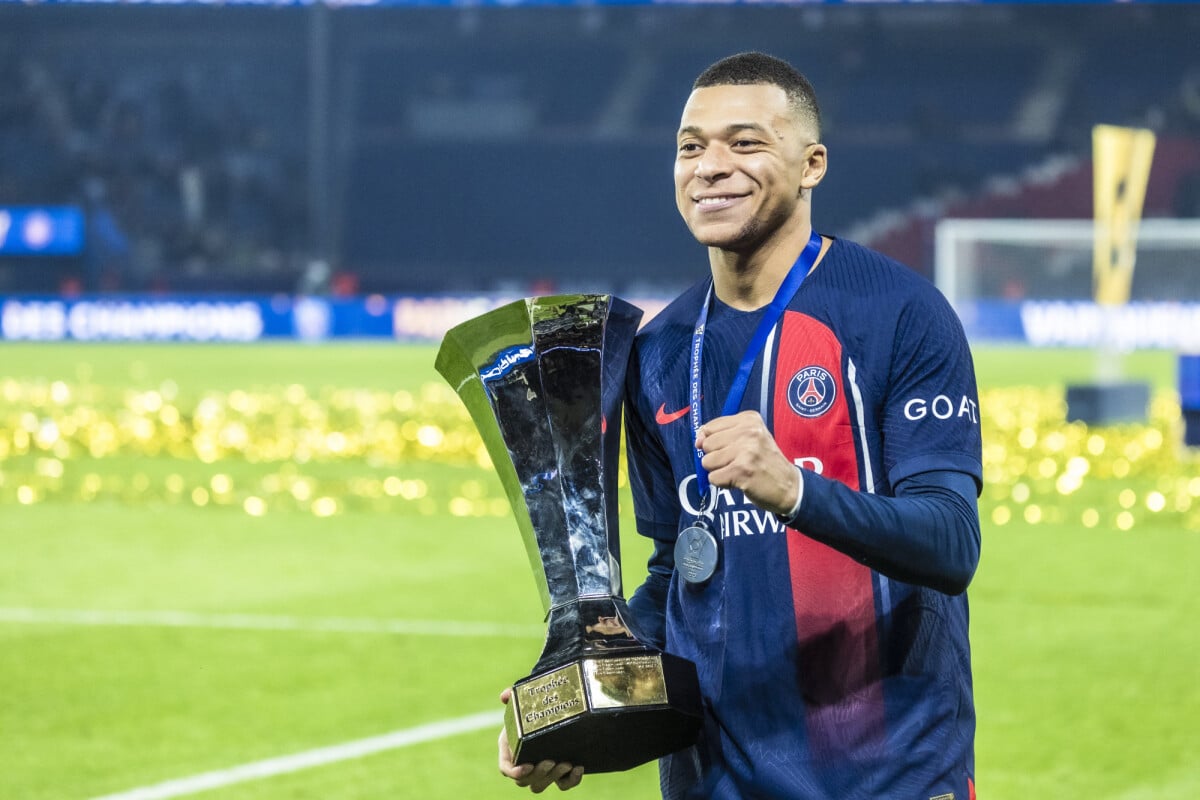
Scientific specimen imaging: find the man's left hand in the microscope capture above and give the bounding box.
[696,410,800,516]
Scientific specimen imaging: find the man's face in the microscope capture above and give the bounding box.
[674,83,820,253]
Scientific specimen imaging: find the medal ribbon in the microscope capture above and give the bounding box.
[689,230,823,503]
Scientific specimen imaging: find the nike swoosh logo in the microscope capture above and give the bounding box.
[655,403,690,425]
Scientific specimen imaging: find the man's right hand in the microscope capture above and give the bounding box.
[498,687,585,792]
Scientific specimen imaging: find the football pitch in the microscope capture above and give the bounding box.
[1,342,1197,800]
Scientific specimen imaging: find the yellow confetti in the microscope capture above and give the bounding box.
[1,378,1195,528]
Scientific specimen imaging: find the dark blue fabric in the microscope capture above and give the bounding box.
[689,230,822,498]
[795,468,981,594]
[624,237,982,800]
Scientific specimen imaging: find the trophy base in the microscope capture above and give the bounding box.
[504,650,702,773]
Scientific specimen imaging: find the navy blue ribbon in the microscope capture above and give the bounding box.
[690,230,823,503]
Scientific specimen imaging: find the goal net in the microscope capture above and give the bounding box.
[933,219,1200,350]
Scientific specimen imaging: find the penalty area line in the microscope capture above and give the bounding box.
[85,710,503,800]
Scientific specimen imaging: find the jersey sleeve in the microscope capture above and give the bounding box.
[623,341,679,648]
[881,289,983,492]
[624,342,682,544]
[626,538,672,649]
[789,468,981,595]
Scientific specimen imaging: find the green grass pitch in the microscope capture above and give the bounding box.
[1,342,1197,799]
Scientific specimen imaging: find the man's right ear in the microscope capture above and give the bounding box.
[800,143,828,192]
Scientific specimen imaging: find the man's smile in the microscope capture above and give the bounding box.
[693,193,747,211]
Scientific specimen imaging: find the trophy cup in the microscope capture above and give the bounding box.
[435,294,702,773]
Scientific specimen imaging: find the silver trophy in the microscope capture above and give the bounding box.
[435,294,702,773]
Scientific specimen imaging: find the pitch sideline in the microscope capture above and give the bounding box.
[0,606,542,638]
[84,710,503,800]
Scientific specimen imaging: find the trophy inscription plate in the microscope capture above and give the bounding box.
[514,663,587,735]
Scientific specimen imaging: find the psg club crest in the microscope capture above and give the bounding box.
[787,366,837,418]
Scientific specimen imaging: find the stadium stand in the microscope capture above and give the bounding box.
[1,3,1196,295]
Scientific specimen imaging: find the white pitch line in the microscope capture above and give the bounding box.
[0,607,543,639]
[85,710,503,800]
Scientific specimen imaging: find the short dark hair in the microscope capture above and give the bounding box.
[693,52,821,139]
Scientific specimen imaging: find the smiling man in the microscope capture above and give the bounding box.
[499,52,984,800]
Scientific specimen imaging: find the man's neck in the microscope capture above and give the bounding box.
[709,225,826,311]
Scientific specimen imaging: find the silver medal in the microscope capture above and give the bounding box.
[675,522,719,585]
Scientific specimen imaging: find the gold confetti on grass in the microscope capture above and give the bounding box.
[1,379,1197,528]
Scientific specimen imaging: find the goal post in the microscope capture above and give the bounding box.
[933,218,1200,351]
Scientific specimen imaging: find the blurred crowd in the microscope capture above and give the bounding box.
[0,52,308,293]
[1,3,1198,295]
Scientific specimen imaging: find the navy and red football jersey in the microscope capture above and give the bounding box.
[625,237,983,800]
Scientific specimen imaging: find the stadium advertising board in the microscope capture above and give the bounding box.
[0,0,1175,5]
[0,295,393,342]
[968,300,1200,351]
[2,294,1197,348]
[0,294,540,342]
[0,207,85,257]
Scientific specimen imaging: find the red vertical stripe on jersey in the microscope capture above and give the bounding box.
[771,310,885,758]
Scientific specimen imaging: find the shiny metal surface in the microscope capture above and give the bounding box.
[675,523,720,585]
[438,295,702,772]
[435,294,641,619]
